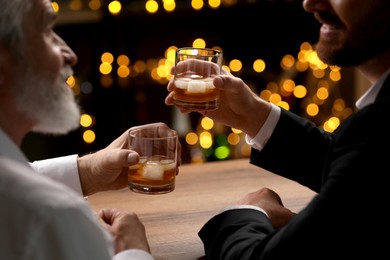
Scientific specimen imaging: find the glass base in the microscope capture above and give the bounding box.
[174,99,219,111]
[129,182,175,195]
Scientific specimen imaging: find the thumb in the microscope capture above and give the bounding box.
[213,75,242,94]
[101,149,140,168]
[213,76,224,88]
[127,151,140,165]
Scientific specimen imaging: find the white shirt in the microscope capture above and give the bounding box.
[0,129,154,260]
[355,69,390,109]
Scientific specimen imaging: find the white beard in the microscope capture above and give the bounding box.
[15,65,81,135]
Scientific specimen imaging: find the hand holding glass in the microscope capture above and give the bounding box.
[173,47,223,111]
[128,126,178,194]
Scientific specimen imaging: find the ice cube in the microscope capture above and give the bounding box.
[190,74,203,79]
[142,162,164,180]
[187,80,206,93]
[175,78,189,89]
[160,159,176,171]
[205,78,215,89]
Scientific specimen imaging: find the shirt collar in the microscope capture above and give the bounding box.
[0,128,29,164]
[355,68,390,110]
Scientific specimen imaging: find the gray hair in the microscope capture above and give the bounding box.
[0,0,32,54]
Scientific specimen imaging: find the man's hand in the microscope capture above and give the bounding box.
[238,187,296,229]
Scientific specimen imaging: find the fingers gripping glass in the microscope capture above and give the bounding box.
[173,47,223,111]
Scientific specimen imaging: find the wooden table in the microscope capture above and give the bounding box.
[88,158,316,260]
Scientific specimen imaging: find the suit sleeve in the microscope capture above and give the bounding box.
[199,209,273,259]
[250,108,333,192]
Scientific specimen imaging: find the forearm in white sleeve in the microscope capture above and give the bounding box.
[113,249,155,260]
[246,104,281,151]
[29,154,83,195]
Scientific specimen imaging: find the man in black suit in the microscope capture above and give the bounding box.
[166,0,390,258]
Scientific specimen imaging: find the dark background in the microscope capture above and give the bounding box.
[22,0,326,162]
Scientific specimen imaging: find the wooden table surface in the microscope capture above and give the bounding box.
[88,158,316,260]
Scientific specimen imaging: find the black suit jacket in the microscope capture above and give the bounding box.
[198,74,390,259]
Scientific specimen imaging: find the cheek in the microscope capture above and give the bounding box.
[332,0,366,29]
[36,44,64,81]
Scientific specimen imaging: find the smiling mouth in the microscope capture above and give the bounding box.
[314,12,342,30]
[322,24,339,30]
[319,23,343,39]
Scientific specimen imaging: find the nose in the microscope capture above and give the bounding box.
[302,0,325,12]
[56,33,78,66]
[62,42,78,66]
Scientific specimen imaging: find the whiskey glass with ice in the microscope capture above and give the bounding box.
[128,126,178,194]
[173,47,223,111]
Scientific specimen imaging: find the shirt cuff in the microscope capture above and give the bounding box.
[221,205,269,218]
[113,249,155,260]
[29,154,83,195]
[246,104,281,151]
